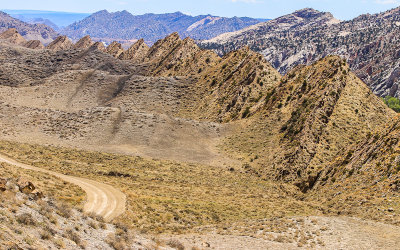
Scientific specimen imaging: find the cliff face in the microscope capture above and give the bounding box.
[201,7,400,98]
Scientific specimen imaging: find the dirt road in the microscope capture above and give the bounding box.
[0,154,126,222]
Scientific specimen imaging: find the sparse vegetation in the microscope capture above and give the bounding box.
[0,140,320,234]
[383,96,400,113]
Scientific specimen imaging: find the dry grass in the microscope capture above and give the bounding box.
[0,162,85,207]
[0,140,322,234]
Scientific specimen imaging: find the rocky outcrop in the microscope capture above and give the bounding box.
[90,41,106,52]
[0,28,45,49]
[192,46,281,122]
[74,35,94,49]
[224,56,395,187]
[0,178,6,192]
[106,41,124,58]
[142,32,219,76]
[118,39,149,62]
[201,7,400,98]
[16,178,36,194]
[24,40,45,49]
[0,28,27,45]
[46,35,74,51]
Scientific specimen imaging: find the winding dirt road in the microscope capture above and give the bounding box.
[0,154,126,222]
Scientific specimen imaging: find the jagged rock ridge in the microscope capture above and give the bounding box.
[201,7,400,98]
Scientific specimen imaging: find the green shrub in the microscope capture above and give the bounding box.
[383,96,400,113]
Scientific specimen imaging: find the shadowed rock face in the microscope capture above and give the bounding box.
[46,35,74,51]
[24,40,45,49]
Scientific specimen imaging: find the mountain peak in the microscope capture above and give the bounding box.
[165,32,181,41]
[291,8,328,19]
[115,10,134,17]
[61,11,261,43]
[93,10,110,16]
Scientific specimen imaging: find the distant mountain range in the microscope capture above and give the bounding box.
[2,10,90,29]
[0,11,58,44]
[61,10,266,44]
[200,7,400,98]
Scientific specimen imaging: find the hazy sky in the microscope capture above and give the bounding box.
[1,0,400,20]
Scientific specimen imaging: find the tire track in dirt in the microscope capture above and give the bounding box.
[0,154,126,222]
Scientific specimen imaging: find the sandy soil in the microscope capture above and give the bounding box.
[169,216,400,249]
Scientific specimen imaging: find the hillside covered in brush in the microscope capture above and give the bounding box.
[1,27,400,248]
[201,7,400,98]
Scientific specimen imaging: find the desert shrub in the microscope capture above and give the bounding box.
[87,211,104,222]
[57,203,73,218]
[40,230,52,240]
[242,107,251,118]
[167,239,185,250]
[88,220,98,229]
[43,224,57,236]
[54,239,66,248]
[383,96,400,113]
[106,233,128,250]
[16,213,36,226]
[64,228,81,245]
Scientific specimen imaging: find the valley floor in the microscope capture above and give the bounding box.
[169,216,400,249]
[1,140,400,249]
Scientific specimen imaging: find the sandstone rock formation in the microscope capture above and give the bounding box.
[118,39,149,62]
[90,41,107,52]
[0,28,27,45]
[46,35,74,51]
[24,40,45,49]
[106,41,124,58]
[73,35,94,49]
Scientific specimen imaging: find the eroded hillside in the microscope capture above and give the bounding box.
[1,28,400,249]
